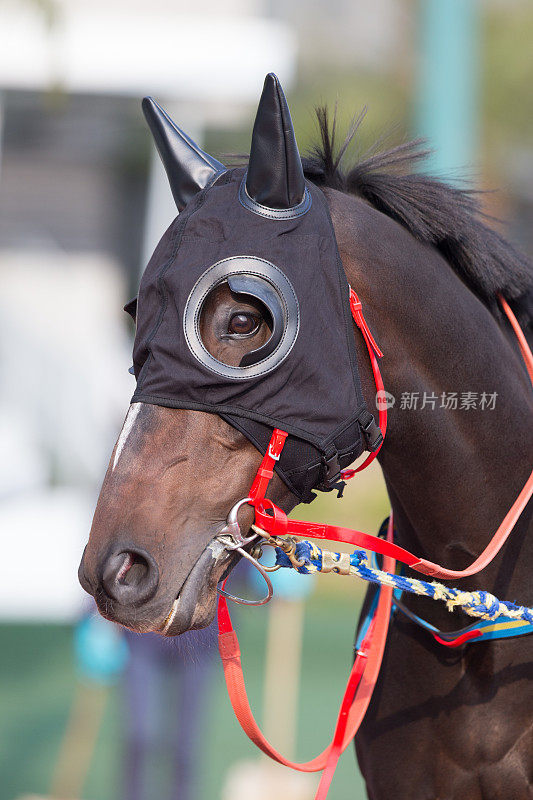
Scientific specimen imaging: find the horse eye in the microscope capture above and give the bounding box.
[228,312,259,336]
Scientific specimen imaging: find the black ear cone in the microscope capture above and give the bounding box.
[142,97,226,212]
[245,73,305,209]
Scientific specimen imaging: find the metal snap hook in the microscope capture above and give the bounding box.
[250,538,283,572]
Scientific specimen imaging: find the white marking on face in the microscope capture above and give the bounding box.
[112,402,141,471]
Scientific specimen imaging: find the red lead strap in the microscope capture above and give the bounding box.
[217,518,395,798]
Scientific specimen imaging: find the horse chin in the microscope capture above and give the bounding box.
[159,538,235,636]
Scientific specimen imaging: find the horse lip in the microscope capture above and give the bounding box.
[161,596,181,634]
[159,538,234,636]
[78,548,95,595]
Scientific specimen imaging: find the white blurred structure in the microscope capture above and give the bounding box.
[0,487,95,621]
[0,251,132,484]
[0,1,296,100]
[0,251,132,620]
[0,0,297,622]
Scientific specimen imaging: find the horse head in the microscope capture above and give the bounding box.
[79,71,533,652]
[78,74,380,635]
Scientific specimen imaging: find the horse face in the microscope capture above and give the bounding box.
[79,270,297,634]
[79,74,374,635]
[79,402,293,635]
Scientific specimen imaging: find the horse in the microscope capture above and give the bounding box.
[79,74,533,799]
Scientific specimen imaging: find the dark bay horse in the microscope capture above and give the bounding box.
[79,77,533,798]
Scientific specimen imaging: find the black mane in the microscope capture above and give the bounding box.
[303,107,533,326]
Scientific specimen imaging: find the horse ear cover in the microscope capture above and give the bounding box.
[245,73,305,209]
[142,96,226,211]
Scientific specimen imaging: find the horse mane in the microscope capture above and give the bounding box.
[302,107,533,327]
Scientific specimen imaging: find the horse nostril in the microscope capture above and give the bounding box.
[116,552,146,587]
[101,546,159,606]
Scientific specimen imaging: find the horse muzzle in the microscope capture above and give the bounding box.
[161,498,275,635]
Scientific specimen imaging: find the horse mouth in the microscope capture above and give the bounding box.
[159,537,237,636]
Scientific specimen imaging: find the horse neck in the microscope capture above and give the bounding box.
[333,192,533,599]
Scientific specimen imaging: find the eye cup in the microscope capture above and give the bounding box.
[183,256,299,380]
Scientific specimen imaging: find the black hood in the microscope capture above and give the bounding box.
[128,75,381,502]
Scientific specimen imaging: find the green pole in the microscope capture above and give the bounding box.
[415,0,479,178]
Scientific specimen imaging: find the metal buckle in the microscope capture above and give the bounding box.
[360,412,383,451]
[216,497,274,606]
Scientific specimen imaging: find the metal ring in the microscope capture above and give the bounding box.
[256,540,283,572]
[216,497,257,549]
[217,546,273,605]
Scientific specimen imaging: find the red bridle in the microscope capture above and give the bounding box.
[217,290,533,800]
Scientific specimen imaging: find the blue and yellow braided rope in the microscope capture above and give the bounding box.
[273,541,533,624]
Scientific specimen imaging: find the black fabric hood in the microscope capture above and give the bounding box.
[131,168,379,502]
[128,74,381,502]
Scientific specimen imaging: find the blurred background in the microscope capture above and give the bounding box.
[1,0,532,798]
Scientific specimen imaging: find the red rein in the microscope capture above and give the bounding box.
[218,291,533,800]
